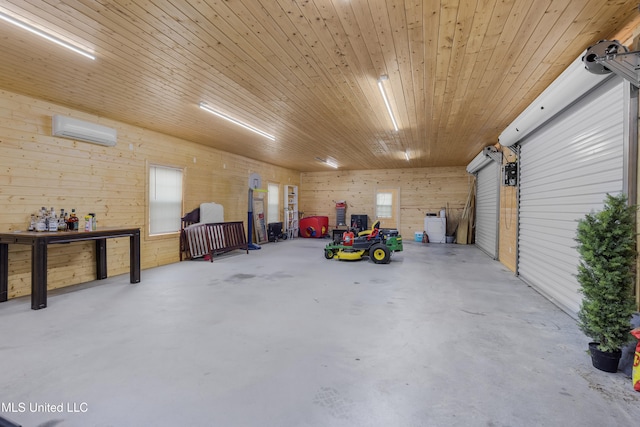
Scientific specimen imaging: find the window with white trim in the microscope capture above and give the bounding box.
[376,192,393,218]
[149,165,183,235]
[267,183,279,224]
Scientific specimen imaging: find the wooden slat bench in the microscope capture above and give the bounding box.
[181,221,248,261]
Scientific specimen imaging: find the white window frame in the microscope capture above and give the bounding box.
[267,182,279,224]
[376,192,393,218]
[148,164,184,236]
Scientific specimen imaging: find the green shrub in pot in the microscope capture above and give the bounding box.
[575,193,637,355]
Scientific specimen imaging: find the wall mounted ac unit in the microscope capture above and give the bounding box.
[52,115,117,146]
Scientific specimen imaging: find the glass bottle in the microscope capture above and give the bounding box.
[68,209,79,231]
[58,209,67,231]
[35,209,47,232]
[48,209,58,232]
[61,212,69,231]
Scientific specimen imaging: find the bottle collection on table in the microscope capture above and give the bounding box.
[27,207,96,232]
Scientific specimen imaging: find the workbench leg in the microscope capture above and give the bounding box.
[96,238,107,279]
[130,231,140,283]
[31,240,47,310]
[0,243,8,302]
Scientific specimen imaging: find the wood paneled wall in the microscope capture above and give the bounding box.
[300,167,471,239]
[498,147,518,272]
[0,90,300,299]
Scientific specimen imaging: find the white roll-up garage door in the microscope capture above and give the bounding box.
[475,162,500,258]
[518,77,626,315]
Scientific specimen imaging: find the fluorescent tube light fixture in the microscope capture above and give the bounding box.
[377,75,399,131]
[0,11,95,60]
[315,156,338,168]
[199,102,275,141]
[325,159,338,169]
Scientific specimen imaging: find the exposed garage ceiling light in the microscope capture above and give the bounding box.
[0,10,95,60]
[199,102,275,141]
[325,159,338,168]
[377,75,399,131]
[315,156,338,168]
[404,151,410,161]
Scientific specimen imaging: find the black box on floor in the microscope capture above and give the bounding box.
[268,222,285,242]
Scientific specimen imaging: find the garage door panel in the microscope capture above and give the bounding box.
[519,194,623,215]
[519,259,582,313]
[522,82,623,146]
[519,248,580,279]
[523,172,622,193]
[519,238,582,273]
[524,133,622,169]
[525,156,622,179]
[523,179,620,195]
[522,159,622,188]
[525,130,623,166]
[518,228,580,252]
[476,162,499,258]
[526,147,621,168]
[520,194,620,211]
[519,220,583,237]
[518,77,625,316]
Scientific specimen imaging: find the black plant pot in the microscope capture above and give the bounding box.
[588,342,622,373]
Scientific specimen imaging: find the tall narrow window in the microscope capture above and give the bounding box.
[376,188,399,229]
[267,183,279,224]
[376,192,393,218]
[149,165,183,235]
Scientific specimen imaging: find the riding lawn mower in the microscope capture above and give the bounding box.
[323,221,403,264]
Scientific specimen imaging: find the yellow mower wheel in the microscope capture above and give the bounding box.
[370,244,391,264]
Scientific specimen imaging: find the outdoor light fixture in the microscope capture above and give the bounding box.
[199,102,275,141]
[377,75,399,131]
[0,10,95,60]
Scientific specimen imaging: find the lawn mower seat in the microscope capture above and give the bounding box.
[358,220,380,238]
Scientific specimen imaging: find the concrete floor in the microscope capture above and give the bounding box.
[1,238,639,427]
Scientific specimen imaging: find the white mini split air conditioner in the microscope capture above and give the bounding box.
[52,115,117,146]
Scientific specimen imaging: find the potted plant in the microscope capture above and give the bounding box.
[575,193,637,372]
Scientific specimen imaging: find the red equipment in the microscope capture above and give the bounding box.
[342,231,355,246]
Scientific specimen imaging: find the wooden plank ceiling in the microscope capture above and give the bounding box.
[0,0,638,171]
